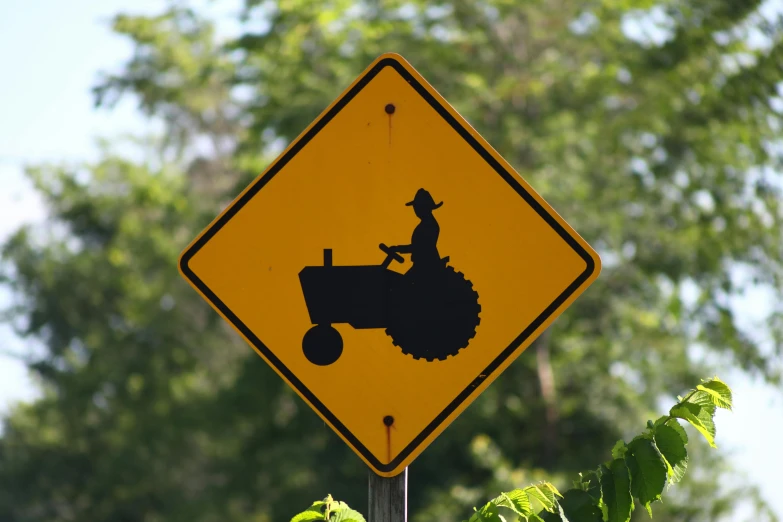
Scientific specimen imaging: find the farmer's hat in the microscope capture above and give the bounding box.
[406,188,443,210]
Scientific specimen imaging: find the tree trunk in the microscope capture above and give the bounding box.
[535,328,558,464]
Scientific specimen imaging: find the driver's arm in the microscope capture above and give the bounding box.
[393,244,413,253]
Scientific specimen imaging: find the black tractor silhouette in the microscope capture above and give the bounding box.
[298,189,480,365]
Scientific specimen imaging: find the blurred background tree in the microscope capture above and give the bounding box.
[1,1,782,521]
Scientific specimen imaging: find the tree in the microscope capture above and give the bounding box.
[1,1,781,521]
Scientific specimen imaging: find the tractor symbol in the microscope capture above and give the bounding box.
[298,189,481,365]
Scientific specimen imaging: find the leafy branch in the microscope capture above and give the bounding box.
[290,377,732,522]
[291,494,366,522]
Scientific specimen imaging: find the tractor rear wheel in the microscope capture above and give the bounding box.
[385,266,480,361]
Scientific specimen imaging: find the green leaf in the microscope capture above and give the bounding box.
[543,482,563,498]
[601,459,633,522]
[470,502,504,522]
[695,378,733,410]
[541,503,568,522]
[331,505,366,522]
[581,470,602,504]
[611,440,627,459]
[331,513,365,522]
[627,438,668,516]
[670,402,717,448]
[291,504,325,522]
[525,484,556,512]
[291,512,324,522]
[558,490,602,522]
[291,499,328,522]
[556,503,569,522]
[652,416,668,428]
[654,423,688,483]
[529,514,546,522]
[494,489,531,516]
[290,498,364,522]
[664,419,688,444]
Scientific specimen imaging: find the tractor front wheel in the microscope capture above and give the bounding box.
[303,324,343,366]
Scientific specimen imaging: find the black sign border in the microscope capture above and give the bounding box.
[180,56,596,474]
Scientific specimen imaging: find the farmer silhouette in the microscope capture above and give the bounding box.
[390,188,443,278]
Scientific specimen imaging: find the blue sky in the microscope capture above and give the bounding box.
[0,1,781,519]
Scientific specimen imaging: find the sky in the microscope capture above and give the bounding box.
[0,1,781,519]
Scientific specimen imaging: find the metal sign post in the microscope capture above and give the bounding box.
[369,467,407,522]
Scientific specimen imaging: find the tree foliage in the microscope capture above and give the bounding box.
[290,378,732,521]
[1,0,782,521]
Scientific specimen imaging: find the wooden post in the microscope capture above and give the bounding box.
[368,468,407,522]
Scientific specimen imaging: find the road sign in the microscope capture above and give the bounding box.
[178,53,601,477]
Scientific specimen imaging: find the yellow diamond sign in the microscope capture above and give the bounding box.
[178,53,601,477]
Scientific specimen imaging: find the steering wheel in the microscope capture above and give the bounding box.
[379,243,405,264]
